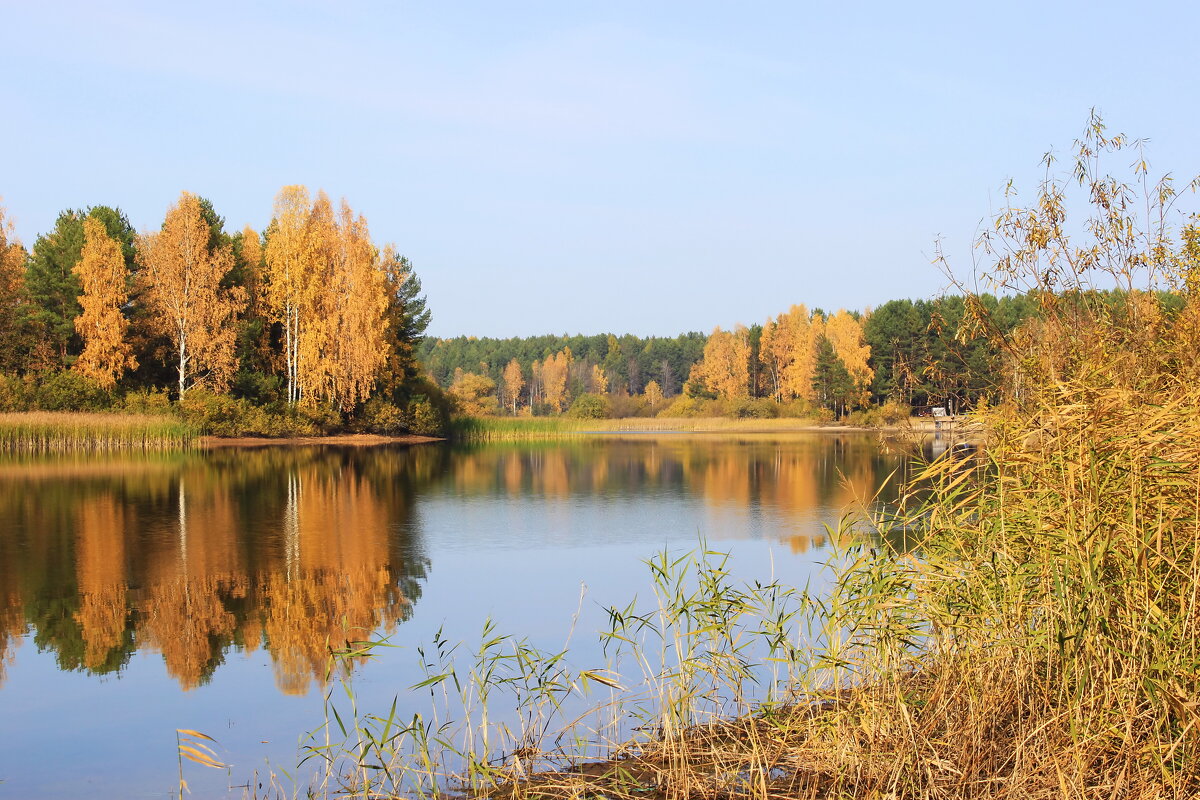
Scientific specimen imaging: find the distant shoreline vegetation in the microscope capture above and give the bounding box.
[425,289,1181,427]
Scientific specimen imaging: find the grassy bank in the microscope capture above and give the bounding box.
[0,411,198,452]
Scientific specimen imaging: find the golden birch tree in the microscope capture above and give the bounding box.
[501,358,524,413]
[307,198,388,411]
[73,217,136,387]
[265,188,388,409]
[541,348,573,413]
[643,379,663,409]
[759,305,822,402]
[824,309,873,404]
[240,225,264,315]
[0,203,30,372]
[759,315,784,401]
[696,326,750,400]
[590,363,609,395]
[264,185,320,404]
[138,192,246,394]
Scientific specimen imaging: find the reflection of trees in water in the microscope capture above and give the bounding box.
[0,446,439,691]
[0,439,912,690]
[445,436,911,553]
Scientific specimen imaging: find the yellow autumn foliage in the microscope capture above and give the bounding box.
[73,217,136,388]
[138,192,245,394]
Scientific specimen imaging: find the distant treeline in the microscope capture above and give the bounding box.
[422,291,1183,420]
[0,190,446,436]
[421,295,1037,419]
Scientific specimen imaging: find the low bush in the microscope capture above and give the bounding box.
[878,399,910,425]
[568,393,610,419]
[357,398,407,435]
[121,388,172,414]
[729,397,779,419]
[31,371,112,411]
[406,398,445,437]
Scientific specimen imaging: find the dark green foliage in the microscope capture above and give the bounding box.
[26,206,136,365]
[376,253,432,403]
[0,374,25,411]
[811,336,855,416]
[862,294,1035,410]
[31,371,113,411]
[568,392,610,419]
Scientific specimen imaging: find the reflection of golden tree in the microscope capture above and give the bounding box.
[590,450,610,492]
[0,448,426,692]
[262,465,411,694]
[537,451,570,498]
[767,448,819,527]
[74,495,128,668]
[503,452,524,496]
[138,478,243,689]
[454,453,489,494]
[0,592,21,688]
[640,446,662,485]
[141,574,239,689]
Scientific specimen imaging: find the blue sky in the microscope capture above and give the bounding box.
[4,1,1200,337]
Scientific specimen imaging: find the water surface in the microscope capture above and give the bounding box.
[0,433,921,797]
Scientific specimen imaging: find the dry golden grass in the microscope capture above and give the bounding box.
[0,411,196,451]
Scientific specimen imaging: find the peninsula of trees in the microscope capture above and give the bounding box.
[0,188,441,436]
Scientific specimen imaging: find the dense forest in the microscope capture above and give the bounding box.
[0,189,444,435]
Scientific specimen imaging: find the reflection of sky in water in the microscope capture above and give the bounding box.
[0,435,914,798]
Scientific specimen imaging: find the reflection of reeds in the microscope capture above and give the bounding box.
[0,412,196,452]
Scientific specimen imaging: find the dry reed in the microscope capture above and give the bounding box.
[0,411,197,452]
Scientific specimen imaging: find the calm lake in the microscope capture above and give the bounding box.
[0,433,925,798]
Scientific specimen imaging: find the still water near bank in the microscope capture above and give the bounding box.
[0,434,924,798]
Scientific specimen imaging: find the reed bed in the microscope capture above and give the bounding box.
[0,411,197,452]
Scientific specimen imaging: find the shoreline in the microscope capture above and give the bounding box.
[199,432,445,448]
